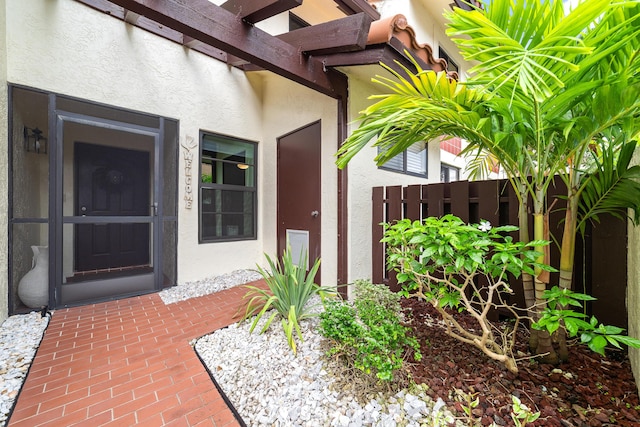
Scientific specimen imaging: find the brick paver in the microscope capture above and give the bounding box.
[8,281,266,426]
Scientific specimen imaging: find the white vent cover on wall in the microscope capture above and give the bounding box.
[286,229,309,268]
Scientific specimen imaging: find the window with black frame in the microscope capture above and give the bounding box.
[200,133,257,242]
[439,47,459,74]
[378,141,428,177]
[440,164,460,183]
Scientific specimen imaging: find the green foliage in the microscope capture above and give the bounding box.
[533,286,640,356]
[576,137,640,235]
[510,396,540,427]
[383,215,554,300]
[383,214,555,373]
[455,390,480,427]
[318,280,421,382]
[239,246,329,354]
[201,173,212,183]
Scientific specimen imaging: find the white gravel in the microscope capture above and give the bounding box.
[1,269,460,427]
[0,311,49,425]
[196,297,460,427]
[159,269,262,304]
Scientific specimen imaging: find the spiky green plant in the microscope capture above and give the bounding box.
[239,246,328,354]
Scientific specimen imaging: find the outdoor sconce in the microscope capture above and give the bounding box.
[24,126,47,154]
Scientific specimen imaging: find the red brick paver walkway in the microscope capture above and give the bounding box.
[8,282,265,427]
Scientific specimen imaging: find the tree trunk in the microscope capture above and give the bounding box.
[516,182,539,352]
[556,191,579,361]
[532,210,558,364]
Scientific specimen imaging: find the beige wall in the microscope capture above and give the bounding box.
[628,149,640,394]
[2,0,471,315]
[0,0,8,322]
[5,0,263,284]
[261,73,339,286]
[3,0,345,295]
[345,75,440,285]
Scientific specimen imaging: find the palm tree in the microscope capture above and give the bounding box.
[336,0,640,362]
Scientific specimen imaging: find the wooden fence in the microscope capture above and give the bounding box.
[372,179,628,327]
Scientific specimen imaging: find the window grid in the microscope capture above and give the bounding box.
[199,133,257,242]
[378,141,428,178]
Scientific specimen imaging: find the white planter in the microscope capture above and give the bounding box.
[18,246,49,308]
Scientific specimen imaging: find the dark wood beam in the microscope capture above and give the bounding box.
[226,54,251,67]
[124,9,141,24]
[319,39,435,76]
[182,35,201,48]
[334,0,380,21]
[277,13,372,55]
[220,0,302,24]
[450,0,481,11]
[77,0,228,62]
[106,0,345,98]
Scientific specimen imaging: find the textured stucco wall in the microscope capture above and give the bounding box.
[0,0,8,322]
[628,149,640,394]
[4,0,344,288]
[261,73,339,286]
[345,75,440,285]
[5,0,265,283]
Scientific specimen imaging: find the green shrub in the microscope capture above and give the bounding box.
[239,246,330,354]
[319,280,421,382]
[383,214,554,373]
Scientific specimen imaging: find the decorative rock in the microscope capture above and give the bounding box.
[0,311,50,425]
[3,268,465,427]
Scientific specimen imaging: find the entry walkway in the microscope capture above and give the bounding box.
[8,281,266,426]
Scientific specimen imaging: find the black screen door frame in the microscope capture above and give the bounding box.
[51,111,163,306]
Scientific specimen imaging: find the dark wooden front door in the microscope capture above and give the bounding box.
[74,143,150,271]
[277,121,322,283]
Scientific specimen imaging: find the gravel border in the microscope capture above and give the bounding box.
[2,270,461,427]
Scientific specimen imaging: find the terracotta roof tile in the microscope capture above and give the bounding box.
[367,14,458,78]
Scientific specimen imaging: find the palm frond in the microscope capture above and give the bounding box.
[577,139,640,235]
[445,0,609,103]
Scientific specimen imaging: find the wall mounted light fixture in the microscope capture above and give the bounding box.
[24,126,47,154]
[237,163,249,170]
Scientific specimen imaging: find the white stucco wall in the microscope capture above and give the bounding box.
[261,74,339,286]
[5,0,266,283]
[0,0,9,322]
[345,75,440,283]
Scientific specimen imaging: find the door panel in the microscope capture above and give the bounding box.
[277,121,321,283]
[75,143,150,271]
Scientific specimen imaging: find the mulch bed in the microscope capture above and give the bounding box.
[401,297,640,426]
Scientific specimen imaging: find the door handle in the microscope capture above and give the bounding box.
[151,203,158,216]
[81,206,87,217]
[311,210,319,218]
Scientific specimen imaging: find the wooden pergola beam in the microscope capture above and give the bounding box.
[318,38,435,76]
[334,0,379,20]
[277,13,372,55]
[107,0,346,98]
[220,0,303,24]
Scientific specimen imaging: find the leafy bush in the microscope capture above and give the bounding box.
[239,246,329,354]
[534,286,640,356]
[319,280,421,382]
[383,215,554,373]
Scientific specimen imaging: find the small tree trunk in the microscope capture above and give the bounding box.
[532,210,558,363]
[556,191,579,361]
[516,182,539,352]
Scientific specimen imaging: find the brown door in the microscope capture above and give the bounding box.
[74,143,150,271]
[277,121,322,283]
